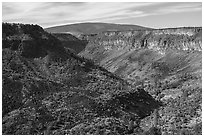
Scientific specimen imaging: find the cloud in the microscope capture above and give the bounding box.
[153,2,202,15]
[2,2,202,28]
[2,2,156,26]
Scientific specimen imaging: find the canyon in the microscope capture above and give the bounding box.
[52,26,202,134]
[2,22,202,135]
[78,27,202,134]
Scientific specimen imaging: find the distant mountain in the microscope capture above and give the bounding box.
[45,22,151,35]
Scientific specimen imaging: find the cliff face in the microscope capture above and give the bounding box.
[79,27,202,135]
[81,27,201,56]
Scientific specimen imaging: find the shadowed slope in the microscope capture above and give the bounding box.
[52,33,88,54]
[2,23,160,135]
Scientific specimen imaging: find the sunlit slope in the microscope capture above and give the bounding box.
[79,27,202,134]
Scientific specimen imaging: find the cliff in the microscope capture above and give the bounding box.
[80,27,201,57]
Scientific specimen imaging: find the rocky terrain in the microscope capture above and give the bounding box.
[79,27,202,134]
[2,23,161,135]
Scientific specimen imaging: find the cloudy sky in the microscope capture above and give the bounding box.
[2,2,202,28]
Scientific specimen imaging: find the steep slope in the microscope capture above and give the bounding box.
[2,23,160,135]
[79,27,202,134]
[45,22,151,35]
[52,33,88,54]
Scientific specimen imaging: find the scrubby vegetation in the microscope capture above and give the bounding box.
[2,23,162,135]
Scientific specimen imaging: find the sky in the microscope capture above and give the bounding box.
[2,2,202,28]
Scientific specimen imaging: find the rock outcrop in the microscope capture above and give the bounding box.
[80,27,201,59]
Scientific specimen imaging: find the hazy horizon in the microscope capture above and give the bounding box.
[2,2,202,29]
